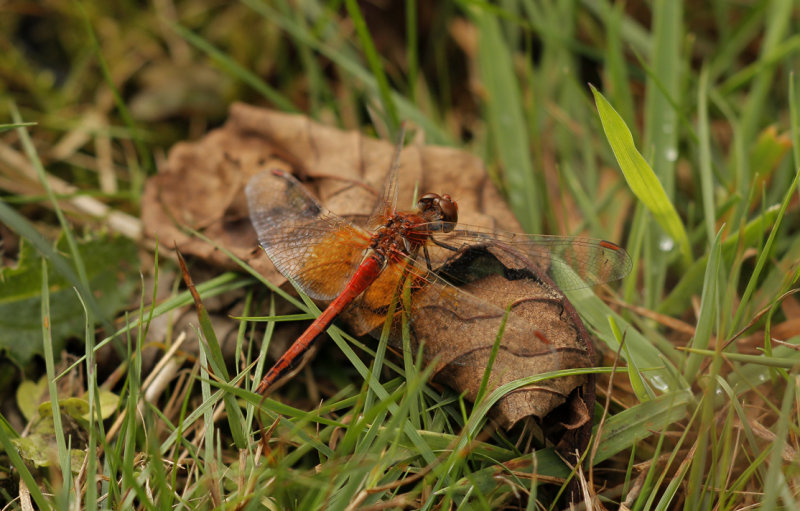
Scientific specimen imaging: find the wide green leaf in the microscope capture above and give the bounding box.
[0,234,139,364]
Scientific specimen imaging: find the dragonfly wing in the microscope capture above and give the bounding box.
[433,227,632,291]
[246,170,371,300]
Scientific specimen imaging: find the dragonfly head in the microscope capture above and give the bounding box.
[417,193,458,233]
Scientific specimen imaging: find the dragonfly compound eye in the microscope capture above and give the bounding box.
[418,193,458,232]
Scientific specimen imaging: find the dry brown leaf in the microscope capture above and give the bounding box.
[142,104,595,441]
[409,244,595,435]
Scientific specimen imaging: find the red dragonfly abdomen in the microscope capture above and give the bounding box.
[255,255,384,394]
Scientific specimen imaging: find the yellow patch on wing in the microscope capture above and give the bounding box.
[302,224,370,298]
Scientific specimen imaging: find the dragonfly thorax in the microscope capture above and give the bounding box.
[368,193,458,265]
[368,210,437,265]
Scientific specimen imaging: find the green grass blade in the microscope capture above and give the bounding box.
[345,0,399,133]
[791,73,800,167]
[609,316,653,402]
[738,0,794,146]
[602,1,636,127]
[74,289,98,510]
[581,0,652,56]
[592,85,692,267]
[696,66,716,244]
[10,105,110,333]
[0,121,36,132]
[564,286,680,390]
[683,228,722,382]
[473,306,508,408]
[40,258,71,504]
[471,5,540,232]
[761,372,795,508]
[643,0,682,191]
[177,254,248,449]
[681,348,800,369]
[405,0,419,100]
[299,296,438,465]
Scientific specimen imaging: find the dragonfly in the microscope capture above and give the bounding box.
[245,163,631,396]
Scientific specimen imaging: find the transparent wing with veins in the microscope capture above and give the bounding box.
[340,220,632,340]
[431,227,633,291]
[245,170,371,300]
[365,126,405,230]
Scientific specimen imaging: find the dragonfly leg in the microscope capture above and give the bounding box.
[422,245,433,272]
[431,237,460,252]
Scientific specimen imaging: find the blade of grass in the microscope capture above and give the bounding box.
[198,346,221,508]
[292,8,327,117]
[473,305,509,408]
[643,0,682,192]
[176,250,248,449]
[602,1,636,127]
[707,2,767,82]
[74,289,98,510]
[564,284,680,389]
[609,316,653,402]
[686,273,726,507]
[580,0,652,56]
[738,0,794,147]
[40,258,72,504]
[400,277,421,430]
[761,374,796,508]
[718,35,800,97]
[9,105,108,332]
[640,0,683,311]
[345,0,399,134]
[405,0,419,101]
[648,408,698,511]
[119,317,151,509]
[681,348,800,369]
[247,294,274,407]
[697,66,716,244]
[471,5,541,233]
[594,390,691,463]
[592,86,692,268]
[0,121,36,132]
[791,73,800,167]
[54,272,253,386]
[684,229,722,382]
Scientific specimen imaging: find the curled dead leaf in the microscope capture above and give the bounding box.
[411,245,594,430]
